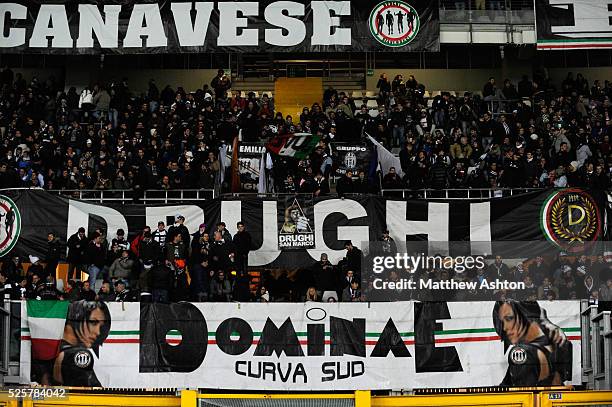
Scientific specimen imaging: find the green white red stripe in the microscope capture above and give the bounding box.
[25,300,69,360]
[21,327,581,346]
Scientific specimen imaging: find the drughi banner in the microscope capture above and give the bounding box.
[0,0,440,54]
[536,0,612,50]
[0,188,609,268]
[20,300,581,389]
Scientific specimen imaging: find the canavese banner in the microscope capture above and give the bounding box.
[0,0,440,54]
[20,300,581,390]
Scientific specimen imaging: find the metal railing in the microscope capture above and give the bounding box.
[381,188,543,200]
[439,0,535,25]
[0,295,10,385]
[46,189,216,204]
[581,300,612,390]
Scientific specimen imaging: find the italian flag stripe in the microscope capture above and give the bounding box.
[43,327,578,345]
[26,300,70,360]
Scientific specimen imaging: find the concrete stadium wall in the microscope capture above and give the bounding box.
[367,69,503,93]
[99,69,219,95]
[368,67,612,94]
[547,67,612,87]
[8,68,65,87]
[62,65,218,94]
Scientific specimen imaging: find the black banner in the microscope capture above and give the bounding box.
[0,0,440,54]
[0,189,610,269]
[536,0,612,50]
[332,143,371,177]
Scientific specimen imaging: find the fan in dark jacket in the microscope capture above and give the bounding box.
[139,232,161,264]
[66,227,87,281]
[428,157,449,189]
[336,170,354,198]
[233,222,252,273]
[45,232,62,277]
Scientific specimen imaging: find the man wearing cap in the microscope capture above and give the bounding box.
[168,215,190,247]
[67,227,87,281]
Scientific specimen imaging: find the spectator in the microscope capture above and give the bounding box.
[109,250,134,284]
[342,280,362,302]
[152,221,168,248]
[168,215,190,246]
[97,281,115,301]
[66,227,87,281]
[210,270,232,302]
[305,286,319,302]
[233,221,252,273]
[210,69,231,100]
[86,232,106,290]
[336,169,354,197]
[79,280,96,301]
[45,231,61,277]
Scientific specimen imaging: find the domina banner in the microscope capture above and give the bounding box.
[0,0,440,54]
[20,300,581,390]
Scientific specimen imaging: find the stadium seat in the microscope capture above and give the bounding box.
[252,91,259,98]
[427,99,434,108]
[351,90,364,98]
[423,90,431,99]
[366,99,378,108]
[226,90,233,98]
[431,90,442,98]
[353,98,363,106]
[364,90,377,99]
[368,109,379,117]
[448,91,457,97]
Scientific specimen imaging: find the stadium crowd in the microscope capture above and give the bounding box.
[0,66,610,303]
[0,68,610,194]
[0,220,610,303]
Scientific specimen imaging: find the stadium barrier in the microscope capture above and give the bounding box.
[381,188,543,200]
[581,301,612,390]
[46,189,216,204]
[0,390,611,407]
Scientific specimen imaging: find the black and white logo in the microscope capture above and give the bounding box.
[74,350,92,368]
[509,347,527,365]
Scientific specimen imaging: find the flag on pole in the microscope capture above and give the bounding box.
[367,135,403,177]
